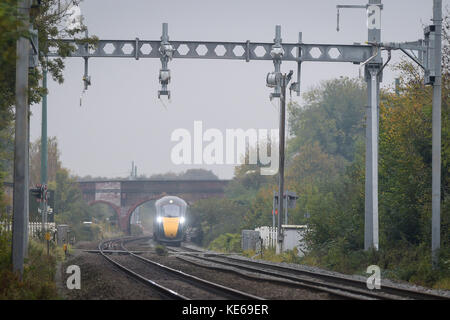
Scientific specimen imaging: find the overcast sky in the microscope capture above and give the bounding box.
[29,0,449,179]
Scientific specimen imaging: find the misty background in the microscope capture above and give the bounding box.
[29,0,448,179]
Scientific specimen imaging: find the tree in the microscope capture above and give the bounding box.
[225,141,277,202]
[0,0,24,190]
[285,142,347,225]
[29,136,62,187]
[189,198,246,246]
[0,0,97,214]
[178,169,218,180]
[149,169,219,180]
[1,0,97,112]
[288,77,366,163]
[53,168,90,225]
[241,187,274,230]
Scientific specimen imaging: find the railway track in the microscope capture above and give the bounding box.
[168,244,450,300]
[98,236,264,300]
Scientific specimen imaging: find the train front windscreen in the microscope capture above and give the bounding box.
[161,204,182,217]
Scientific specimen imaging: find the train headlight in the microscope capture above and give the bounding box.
[156,216,163,223]
[180,216,185,224]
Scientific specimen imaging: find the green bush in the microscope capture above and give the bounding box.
[0,229,60,300]
[189,199,247,247]
[298,239,450,289]
[155,244,168,256]
[243,247,302,264]
[208,233,242,253]
[72,223,101,242]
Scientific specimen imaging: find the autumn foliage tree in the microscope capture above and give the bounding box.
[29,136,62,187]
[0,0,97,214]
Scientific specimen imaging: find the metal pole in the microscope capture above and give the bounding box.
[365,68,379,250]
[83,57,89,90]
[284,190,288,225]
[41,64,48,233]
[272,191,276,229]
[364,0,382,251]
[12,0,31,277]
[82,30,90,94]
[277,74,286,254]
[296,32,302,97]
[131,161,134,179]
[160,23,169,94]
[432,0,442,269]
[273,25,282,96]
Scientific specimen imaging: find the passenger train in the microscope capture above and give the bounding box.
[153,196,187,245]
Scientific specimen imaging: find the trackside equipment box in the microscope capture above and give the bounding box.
[241,230,260,251]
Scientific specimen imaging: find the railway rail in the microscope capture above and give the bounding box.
[167,244,450,300]
[98,236,264,300]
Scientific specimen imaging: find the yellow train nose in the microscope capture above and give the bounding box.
[162,217,180,238]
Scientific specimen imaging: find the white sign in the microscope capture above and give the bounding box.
[367,5,381,30]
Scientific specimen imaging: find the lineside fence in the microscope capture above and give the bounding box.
[255,226,278,249]
[251,225,308,256]
[0,221,56,238]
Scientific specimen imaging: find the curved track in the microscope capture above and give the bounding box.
[98,236,264,300]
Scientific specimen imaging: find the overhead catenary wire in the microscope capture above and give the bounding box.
[359,45,379,79]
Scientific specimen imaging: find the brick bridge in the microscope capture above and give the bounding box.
[78,179,229,232]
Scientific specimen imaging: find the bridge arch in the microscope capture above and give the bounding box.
[125,193,167,233]
[78,180,229,233]
[88,200,121,222]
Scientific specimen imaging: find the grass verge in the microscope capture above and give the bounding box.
[0,228,62,299]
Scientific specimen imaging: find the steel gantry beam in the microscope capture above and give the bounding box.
[48,38,374,64]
